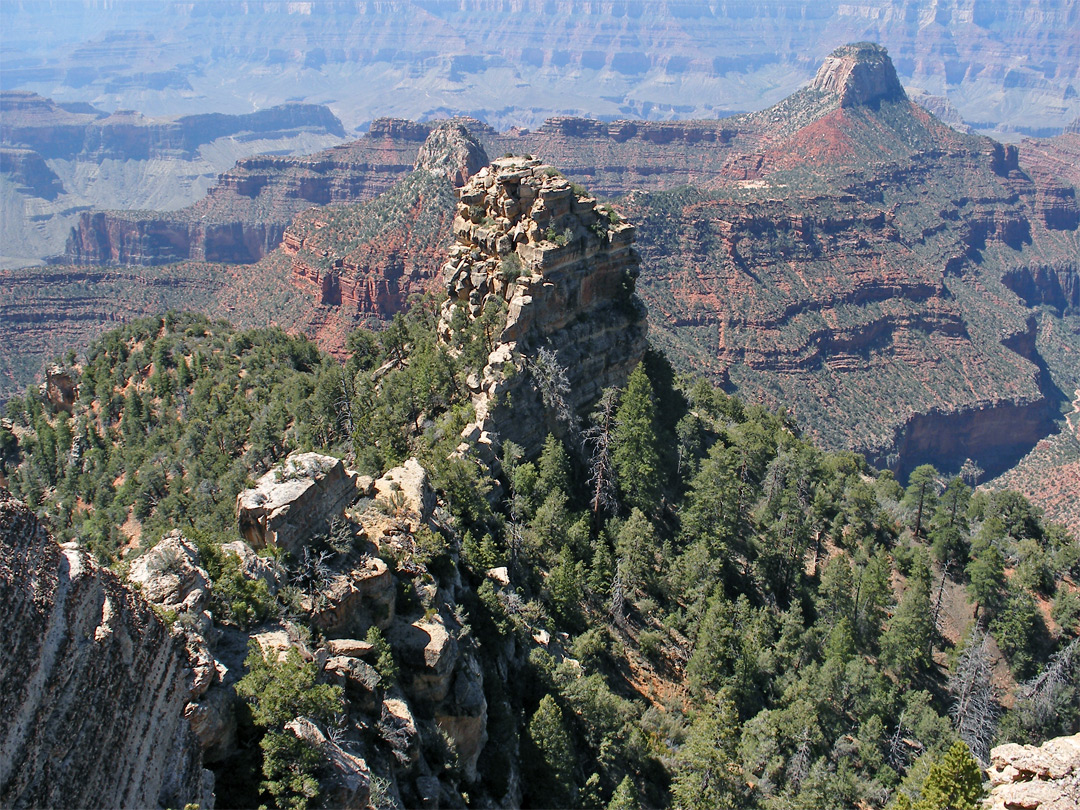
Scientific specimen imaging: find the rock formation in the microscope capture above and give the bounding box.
[62,117,471,267]
[624,43,1079,483]
[0,489,212,809]
[415,121,490,188]
[438,157,648,455]
[236,452,364,556]
[810,42,906,108]
[985,734,1080,810]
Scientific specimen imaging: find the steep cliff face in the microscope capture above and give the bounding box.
[65,212,286,266]
[438,158,648,454]
[0,489,211,809]
[0,147,64,199]
[810,42,906,108]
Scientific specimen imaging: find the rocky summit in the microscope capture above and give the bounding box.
[438,157,648,455]
[810,42,907,108]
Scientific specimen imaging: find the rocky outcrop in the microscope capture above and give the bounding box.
[41,364,77,412]
[0,147,63,199]
[65,211,287,266]
[810,43,906,108]
[1003,263,1080,313]
[236,452,361,556]
[286,718,371,809]
[416,121,490,188]
[285,123,485,321]
[310,555,396,637]
[985,734,1080,810]
[0,489,211,809]
[128,530,212,617]
[374,458,436,527]
[439,157,648,456]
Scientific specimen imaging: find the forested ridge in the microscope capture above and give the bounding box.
[1,305,1078,810]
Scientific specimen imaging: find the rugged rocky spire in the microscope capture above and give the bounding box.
[414,121,489,188]
[439,157,648,457]
[810,42,906,108]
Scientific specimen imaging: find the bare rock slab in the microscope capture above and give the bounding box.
[237,452,361,556]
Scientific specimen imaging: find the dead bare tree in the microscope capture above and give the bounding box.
[1015,636,1079,732]
[948,629,999,763]
[584,387,620,523]
[529,346,579,439]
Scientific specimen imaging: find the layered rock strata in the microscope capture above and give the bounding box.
[1,92,343,161]
[285,123,483,318]
[0,489,211,809]
[62,117,478,267]
[438,158,648,456]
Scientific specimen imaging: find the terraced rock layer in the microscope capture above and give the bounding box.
[0,489,211,808]
[4,1,1077,134]
[624,44,1080,481]
[63,117,463,266]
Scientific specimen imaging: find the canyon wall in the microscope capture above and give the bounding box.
[0,92,344,161]
[0,489,211,808]
[4,1,1077,134]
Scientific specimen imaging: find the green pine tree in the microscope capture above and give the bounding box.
[670,695,749,810]
[914,740,984,810]
[612,364,662,514]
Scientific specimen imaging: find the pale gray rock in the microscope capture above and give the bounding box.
[0,490,212,809]
[236,452,361,555]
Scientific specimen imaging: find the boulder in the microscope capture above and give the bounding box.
[42,364,77,412]
[183,631,222,700]
[127,530,210,616]
[374,458,435,525]
[286,717,370,810]
[986,734,1080,810]
[252,629,295,662]
[324,655,381,712]
[221,540,285,593]
[388,616,459,703]
[236,452,361,555]
[310,556,395,636]
[326,638,376,659]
